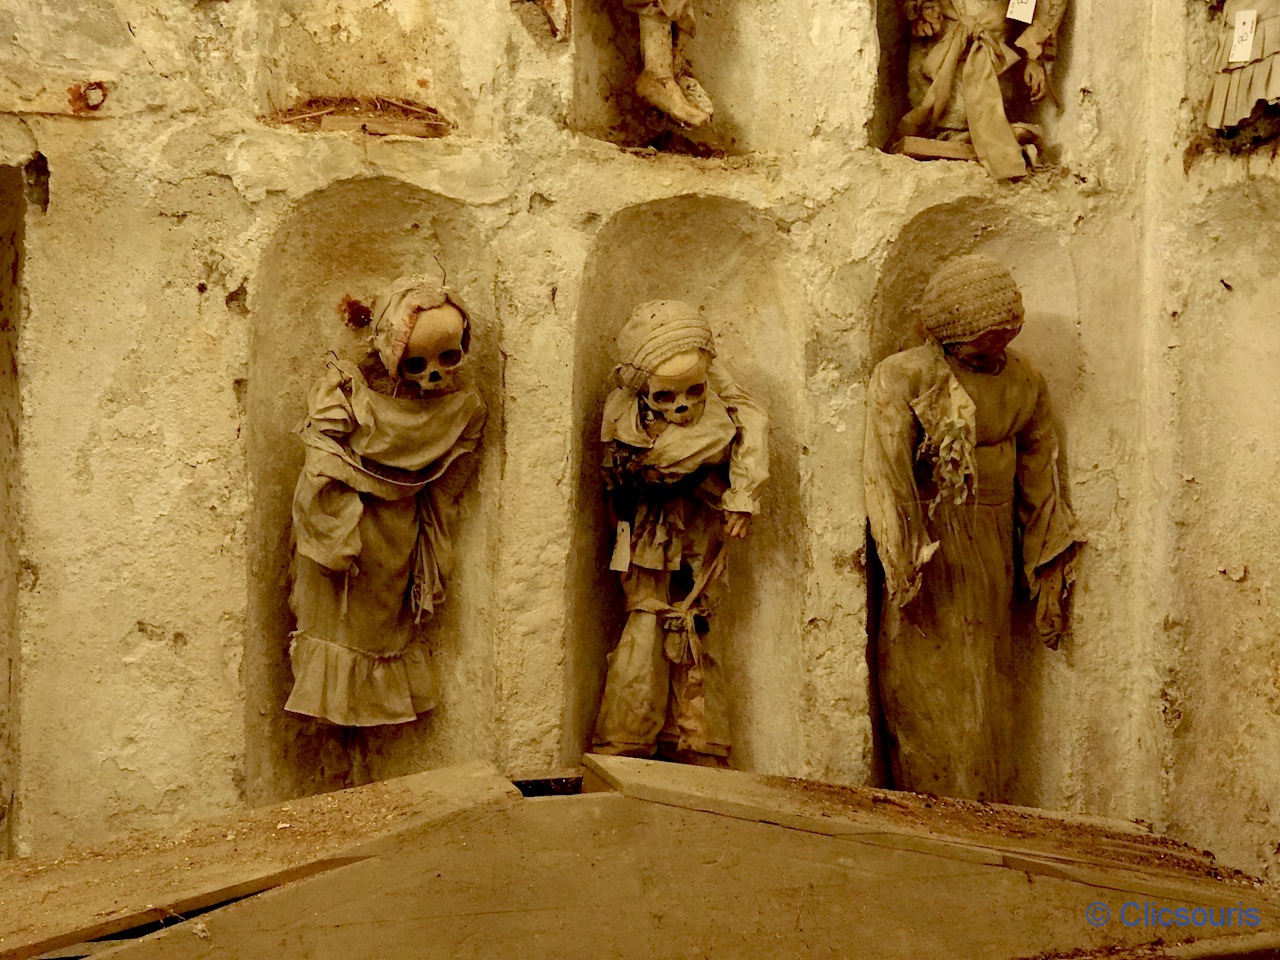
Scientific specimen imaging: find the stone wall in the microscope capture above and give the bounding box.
[0,0,1277,881]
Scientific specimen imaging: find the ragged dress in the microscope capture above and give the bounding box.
[593,360,767,760]
[286,359,486,727]
[864,344,1080,800]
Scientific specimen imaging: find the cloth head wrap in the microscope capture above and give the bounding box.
[371,275,464,379]
[919,255,1024,345]
[614,300,715,391]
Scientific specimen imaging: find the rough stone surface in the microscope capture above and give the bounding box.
[0,0,1275,883]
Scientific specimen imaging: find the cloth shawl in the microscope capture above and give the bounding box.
[1206,0,1280,129]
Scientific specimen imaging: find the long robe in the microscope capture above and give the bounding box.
[286,360,486,727]
[864,344,1081,801]
[900,0,1067,179]
[593,360,767,760]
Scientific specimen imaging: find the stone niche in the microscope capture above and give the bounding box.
[245,176,500,804]
[256,0,507,133]
[0,165,21,855]
[570,0,829,154]
[866,198,1081,800]
[565,194,810,772]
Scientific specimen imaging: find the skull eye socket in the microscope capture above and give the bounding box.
[438,349,464,368]
[402,356,428,376]
[686,383,706,399]
[652,390,676,405]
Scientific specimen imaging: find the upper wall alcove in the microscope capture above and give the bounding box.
[255,0,509,135]
[571,0,868,154]
[244,176,501,804]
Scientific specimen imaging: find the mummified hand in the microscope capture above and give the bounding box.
[1034,554,1071,650]
[907,0,944,38]
[1024,59,1049,103]
[724,511,752,540]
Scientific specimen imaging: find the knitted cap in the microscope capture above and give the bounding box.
[919,255,1024,344]
[614,300,715,390]
[371,274,454,378]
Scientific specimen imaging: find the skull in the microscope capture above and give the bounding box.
[643,350,709,427]
[400,302,468,394]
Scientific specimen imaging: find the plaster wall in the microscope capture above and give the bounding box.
[1,0,1279,882]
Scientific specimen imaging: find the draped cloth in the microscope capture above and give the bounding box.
[900,0,1067,180]
[1206,0,1280,130]
[622,0,696,33]
[865,345,1082,801]
[593,360,768,760]
[285,360,486,727]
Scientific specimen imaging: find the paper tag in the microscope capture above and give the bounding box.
[1230,9,1258,64]
[1007,0,1037,24]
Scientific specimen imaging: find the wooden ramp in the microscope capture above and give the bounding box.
[3,757,1278,959]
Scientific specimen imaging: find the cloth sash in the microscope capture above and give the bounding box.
[900,7,1027,180]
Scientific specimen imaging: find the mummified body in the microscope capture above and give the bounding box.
[286,277,486,727]
[593,301,767,765]
[622,0,714,128]
[864,255,1082,800]
[900,0,1067,179]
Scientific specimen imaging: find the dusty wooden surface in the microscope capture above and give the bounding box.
[72,759,1280,960]
[893,135,980,161]
[0,762,518,960]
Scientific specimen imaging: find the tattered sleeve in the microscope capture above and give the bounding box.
[1015,370,1083,586]
[864,359,937,608]
[292,366,362,573]
[1016,0,1067,60]
[710,360,769,514]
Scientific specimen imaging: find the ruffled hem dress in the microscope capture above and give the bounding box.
[1206,0,1280,129]
[285,360,486,727]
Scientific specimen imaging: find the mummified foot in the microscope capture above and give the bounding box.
[677,72,714,120]
[636,72,710,128]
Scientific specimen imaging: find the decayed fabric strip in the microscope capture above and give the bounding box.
[1206,0,1280,129]
[285,359,486,726]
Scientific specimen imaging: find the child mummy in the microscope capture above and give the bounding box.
[286,276,486,729]
[593,301,768,766]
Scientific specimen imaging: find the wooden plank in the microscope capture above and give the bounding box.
[0,762,518,960]
[581,755,1265,898]
[891,135,979,161]
[90,794,1280,960]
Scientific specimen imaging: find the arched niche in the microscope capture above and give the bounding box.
[570,0,824,155]
[566,195,808,773]
[866,198,1081,799]
[245,177,500,804]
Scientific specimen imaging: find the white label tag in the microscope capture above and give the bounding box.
[1007,0,1037,24]
[1230,9,1258,63]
